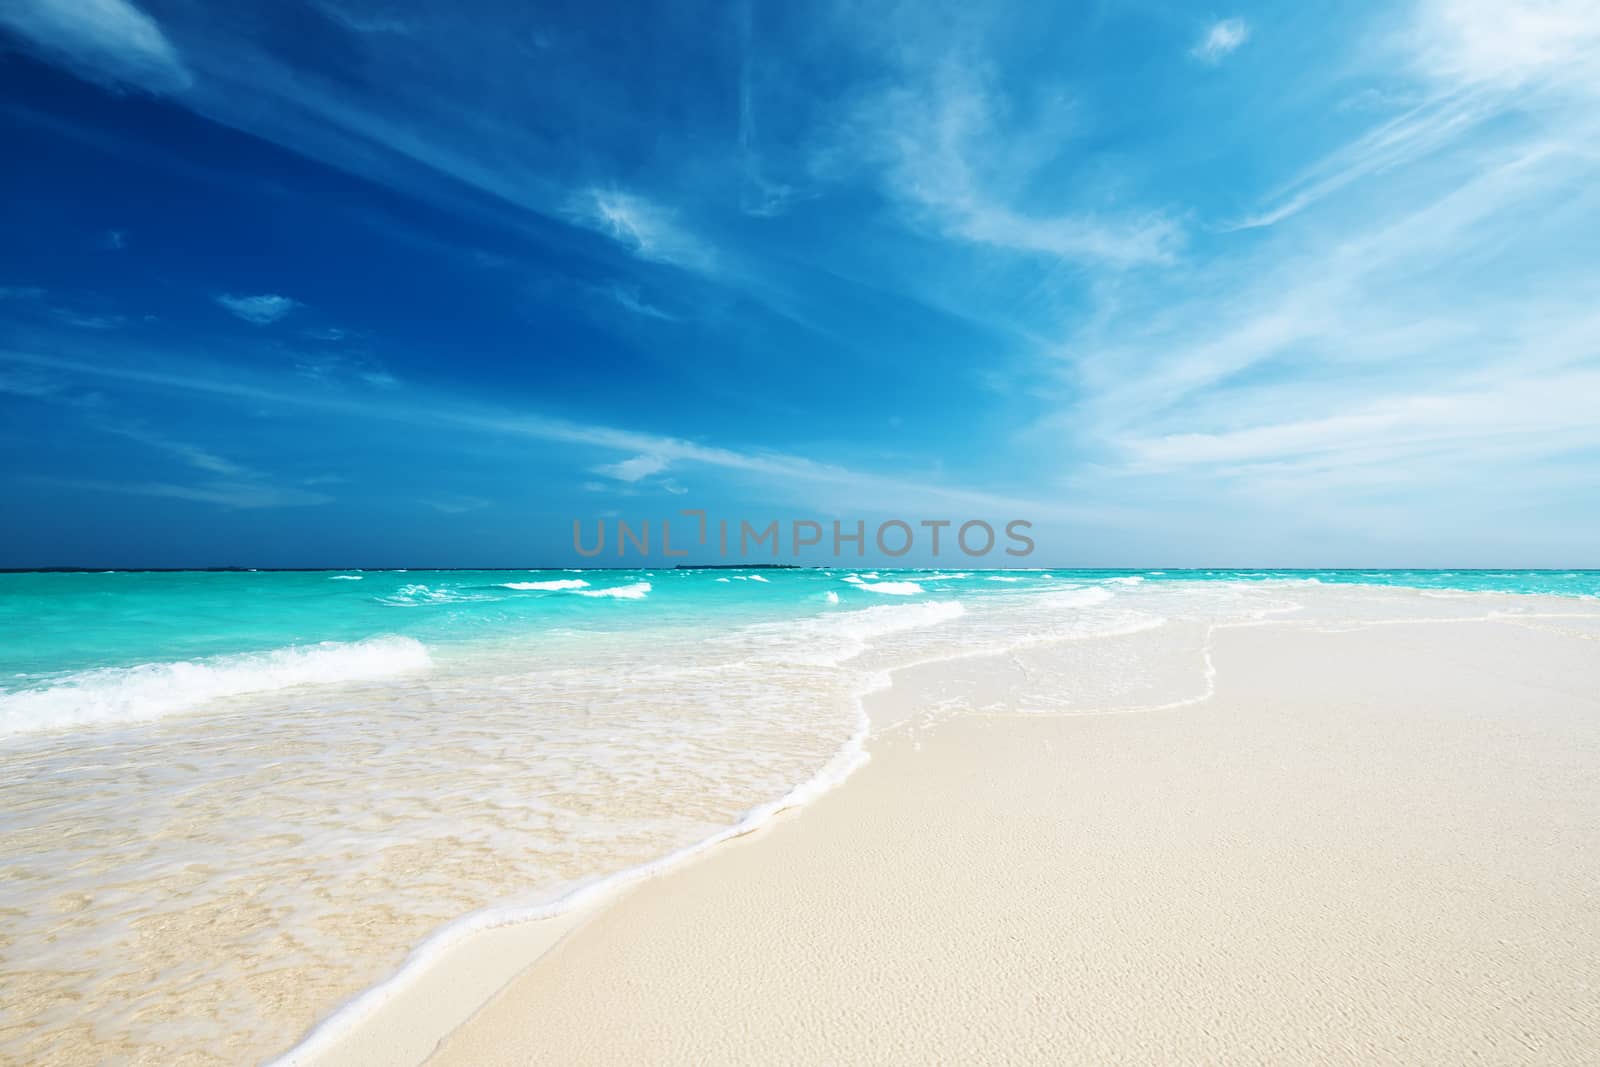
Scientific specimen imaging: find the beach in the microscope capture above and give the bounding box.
[10,0,1600,1058]
[4,575,1598,1064]
[334,593,1600,1065]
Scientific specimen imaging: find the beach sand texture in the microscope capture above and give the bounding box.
[416,611,1600,1065]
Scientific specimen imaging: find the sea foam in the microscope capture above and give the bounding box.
[0,636,432,736]
[501,579,590,591]
[575,581,652,600]
[842,575,924,596]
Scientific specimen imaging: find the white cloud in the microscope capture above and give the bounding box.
[0,0,192,93]
[567,190,715,273]
[593,453,671,482]
[216,293,299,325]
[1409,0,1600,92]
[1191,19,1251,64]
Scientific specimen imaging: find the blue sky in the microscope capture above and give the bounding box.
[2,0,1597,567]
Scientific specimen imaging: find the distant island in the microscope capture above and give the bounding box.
[674,563,802,570]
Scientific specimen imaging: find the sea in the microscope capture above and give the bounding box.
[1,567,1595,1062]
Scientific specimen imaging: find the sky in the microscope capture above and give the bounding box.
[1,0,1598,568]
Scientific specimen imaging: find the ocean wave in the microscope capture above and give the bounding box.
[842,575,924,596]
[574,581,652,600]
[500,579,590,591]
[986,575,1025,582]
[377,584,497,606]
[0,637,432,736]
[329,575,364,581]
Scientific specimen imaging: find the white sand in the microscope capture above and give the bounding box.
[413,613,1600,1064]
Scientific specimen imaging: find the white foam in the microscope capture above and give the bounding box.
[986,575,1025,582]
[575,581,652,600]
[824,591,840,604]
[377,584,495,606]
[759,600,968,669]
[0,637,433,736]
[1046,586,1116,608]
[329,575,364,581]
[501,579,590,591]
[747,574,770,583]
[842,576,924,595]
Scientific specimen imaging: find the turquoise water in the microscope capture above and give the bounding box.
[0,566,1593,684]
[2,568,1595,685]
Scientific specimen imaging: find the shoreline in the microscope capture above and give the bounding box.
[282,588,1600,1065]
[419,607,1593,1067]
[273,655,885,1066]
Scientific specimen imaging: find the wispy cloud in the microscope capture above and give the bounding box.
[418,494,489,514]
[50,308,126,330]
[0,0,192,93]
[1,286,128,330]
[596,283,677,321]
[1191,19,1250,64]
[1234,0,1600,230]
[292,352,398,389]
[1034,0,1600,534]
[43,478,332,509]
[846,59,1182,267]
[216,293,299,325]
[0,370,63,399]
[97,423,253,477]
[567,190,716,273]
[3,366,337,509]
[313,2,416,36]
[1,346,1083,520]
[1230,90,1498,230]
